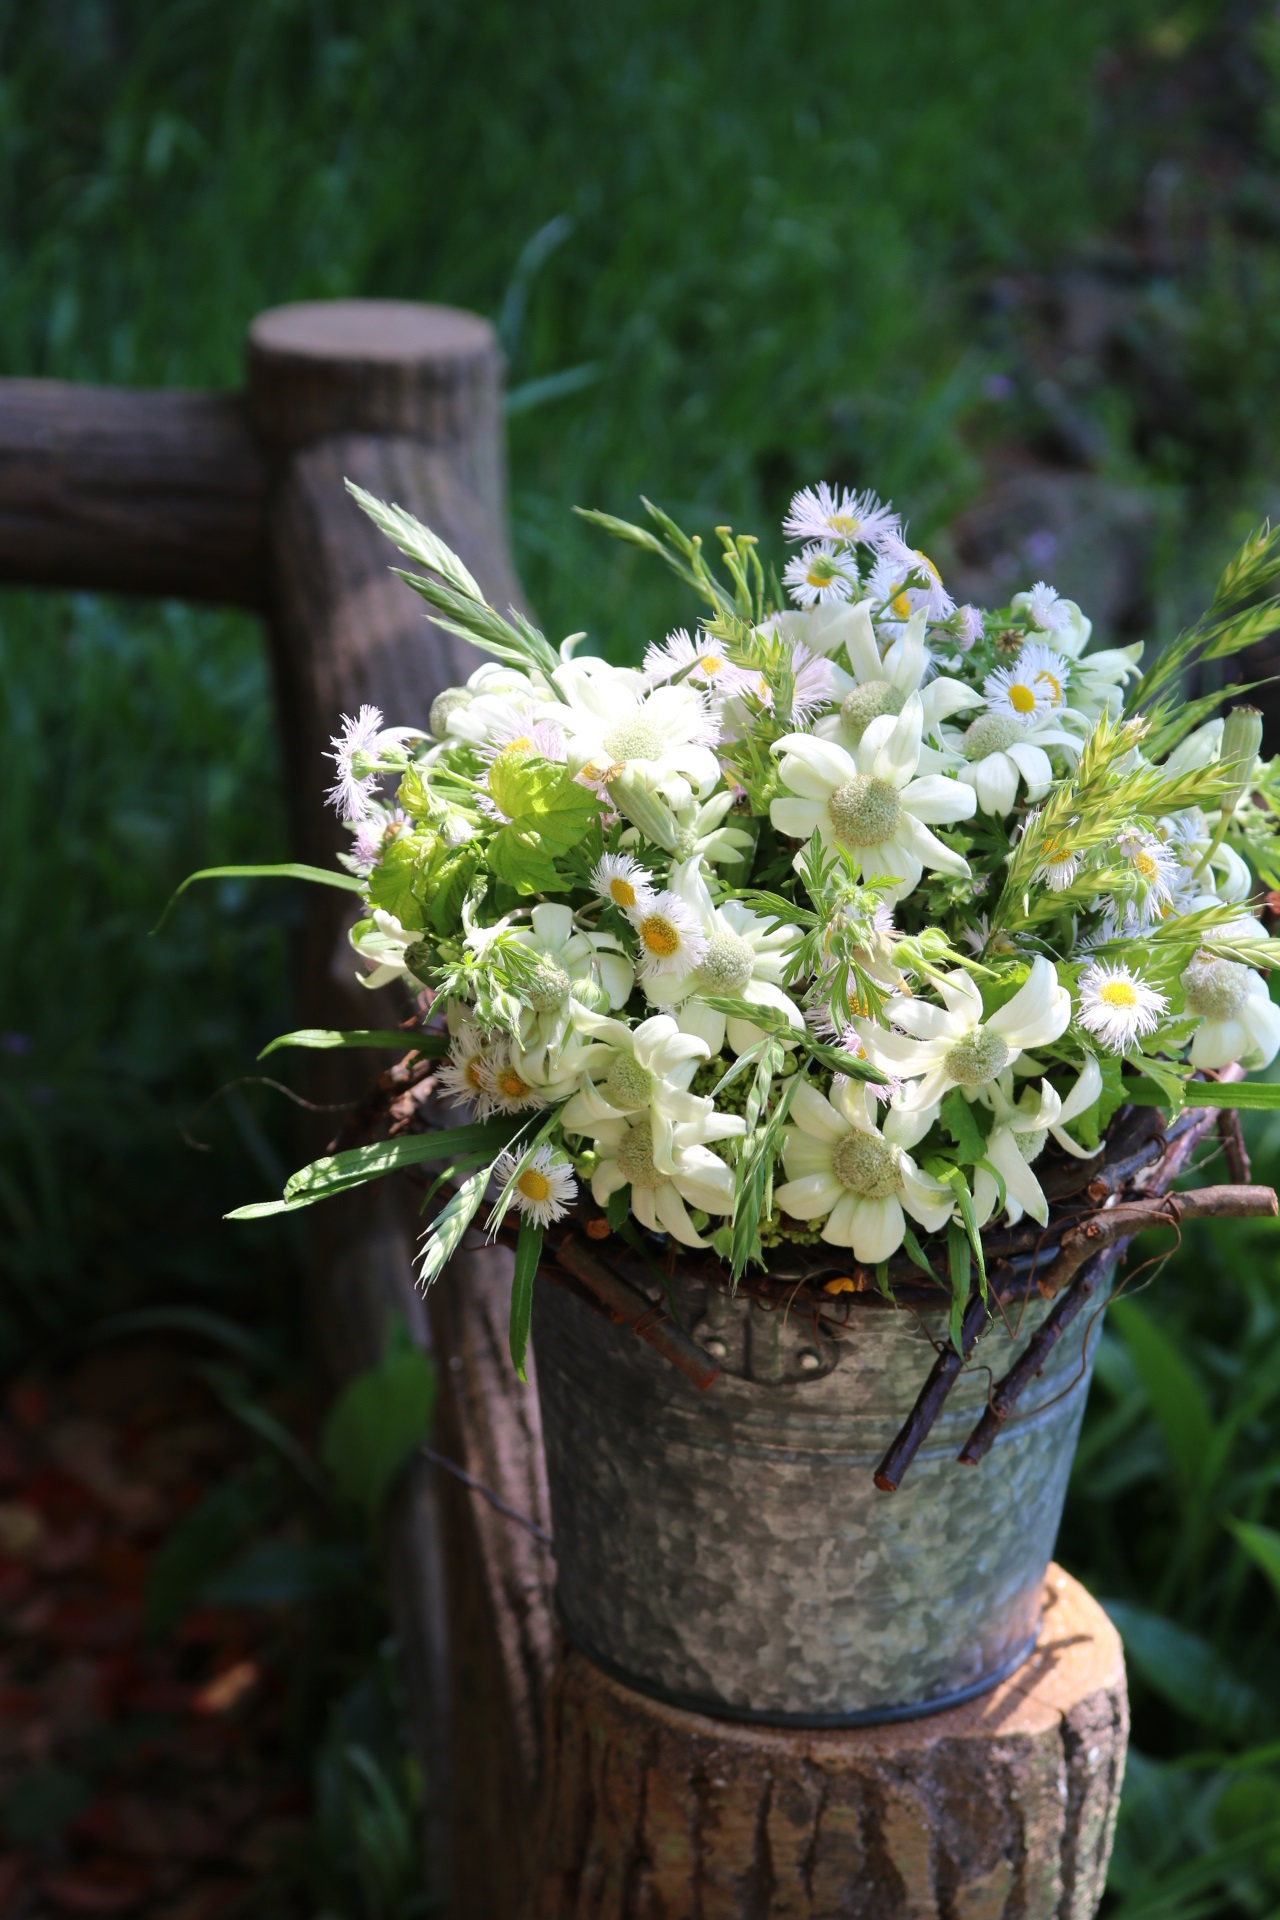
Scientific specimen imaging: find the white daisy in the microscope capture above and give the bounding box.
[782,542,859,609]
[1183,957,1280,1071]
[1077,962,1168,1052]
[773,1078,952,1262]
[641,628,757,701]
[626,889,709,981]
[326,704,386,823]
[871,542,956,624]
[770,694,977,902]
[856,959,1072,1111]
[494,1145,577,1228]
[482,1041,549,1114]
[1117,831,1178,924]
[983,642,1072,721]
[438,1022,498,1117]
[782,483,901,551]
[478,707,567,763]
[592,852,656,913]
[1036,841,1082,891]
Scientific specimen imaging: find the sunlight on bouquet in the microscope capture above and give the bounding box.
[227,480,1280,1373]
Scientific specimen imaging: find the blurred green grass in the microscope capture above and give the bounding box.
[6,2,1280,1912]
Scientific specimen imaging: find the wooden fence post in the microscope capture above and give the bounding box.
[0,304,1129,1919]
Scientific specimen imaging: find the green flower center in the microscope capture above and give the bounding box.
[839,680,905,744]
[1183,957,1251,1020]
[943,1030,1010,1087]
[963,713,1027,762]
[616,1119,664,1189]
[827,775,901,849]
[603,717,664,762]
[695,930,756,995]
[523,958,571,1012]
[604,1053,654,1109]
[1017,1127,1048,1164]
[429,687,472,739]
[830,1128,901,1199]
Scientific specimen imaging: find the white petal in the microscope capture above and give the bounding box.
[884,611,927,693]
[921,677,982,727]
[775,1172,845,1220]
[782,1130,839,1178]
[654,1183,708,1247]
[846,1195,907,1263]
[988,958,1071,1049]
[866,692,924,787]
[789,1080,849,1141]
[842,600,884,682]
[677,999,727,1055]
[1189,1017,1249,1071]
[1005,743,1052,796]
[899,1161,955,1233]
[897,811,971,879]
[985,1128,1049,1226]
[774,736,857,791]
[771,796,827,840]
[529,902,574,951]
[899,774,978,825]
[974,753,1019,817]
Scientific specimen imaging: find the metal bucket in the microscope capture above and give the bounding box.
[533,1255,1114,1724]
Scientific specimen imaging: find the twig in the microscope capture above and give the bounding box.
[873,1287,990,1494]
[419,1443,553,1546]
[1218,1107,1252,1185]
[548,1233,722,1392]
[1034,1183,1277,1300]
[957,1247,1122,1468]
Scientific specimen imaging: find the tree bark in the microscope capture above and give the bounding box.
[530,1566,1127,1920]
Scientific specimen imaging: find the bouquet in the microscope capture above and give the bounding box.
[226,480,1280,1377]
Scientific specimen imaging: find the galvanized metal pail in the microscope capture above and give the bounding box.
[533,1257,1113,1725]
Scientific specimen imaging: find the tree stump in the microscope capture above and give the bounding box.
[529,1566,1127,1920]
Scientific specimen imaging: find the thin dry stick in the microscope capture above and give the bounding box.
[1218,1107,1252,1185]
[1033,1184,1277,1300]
[873,1286,990,1494]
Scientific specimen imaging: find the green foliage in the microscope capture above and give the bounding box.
[320,1318,437,1523]
[486,754,602,893]
[508,1215,544,1380]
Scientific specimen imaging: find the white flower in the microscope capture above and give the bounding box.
[783,483,901,551]
[1183,957,1280,1071]
[478,706,567,764]
[811,602,980,750]
[1077,962,1167,1052]
[592,852,655,913]
[972,1056,1103,1229]
[494,1145,577,1227]
[655,858,805,1056]
[626,889,709,980]
[782,543,858,608]
[948,710,1080,817]
[1012,584,1091,653]
[509,902,634,1066]
[349,909,420,990]
[559,1012,725,1179]
[858,959,1072,1110]
[326,705,387,823]
[557,658,721,810]
[953,605,985,652]
[441,665,560,749]
[589,1119,739,1248]
[482,1040,549,1114]
[1036,843,1081,891]
[642,628,757,701]
[664,789,755,868]
[770,695,977,902]
[774,1078,953,1262]
[1117,831,1178,925]
[869,543,956,624]
[438,1022,498,1117]
[1013,581,1073,636]
[984,642,1072,721]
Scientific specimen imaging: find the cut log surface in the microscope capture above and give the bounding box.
[530,1566,1127,1920]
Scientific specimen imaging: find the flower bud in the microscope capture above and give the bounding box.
[1219,705,1264,816]
[570,976,610,1013]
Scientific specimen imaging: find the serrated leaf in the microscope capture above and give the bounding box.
[940,1089,987,1165]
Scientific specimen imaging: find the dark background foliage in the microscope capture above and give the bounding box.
[4,1,1280,1912]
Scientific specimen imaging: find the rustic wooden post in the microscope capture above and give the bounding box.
[0,304,1129,1919]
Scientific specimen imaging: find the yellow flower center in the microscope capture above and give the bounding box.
[699,654,724,675]
[609,877,638,908]
[500,735,532,754]
[464,1058,486,1091]
[890,591,912,620]
[1033,670,1064,706]
[827,513,861,536]
[1133,849,1158,882]
[495,1067,533,1099]
[1098,980,1138,1010]
[915,550,941,584]
[517,1169,552,1203]
[637,914,680,958]
[1008,682,1037,716]
[806,562,835,589]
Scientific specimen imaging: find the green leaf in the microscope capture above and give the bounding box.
[152,861,361,932]
[1226,1517,1280,1605]
[144,1475,271,1638]
[320,1318,437,1521]
[605,1184,631,1230]
[1109,1298,1215,1490]
[940,1165,987,1304]
[946,1219,970,1352]
[257,1028,447,1060]
[1125,1076,1280,1111]
[940,1089,987,1165]
[227,1120,522,1220]
[1104,1601,1270,1740]
[417,1167,491,1288]
[366,832,432,925]
[901,1226,943,1288]
[509,1216,544,1382]
[487,757,602,894]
